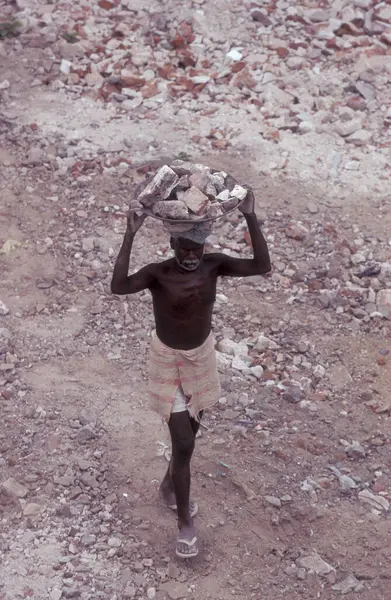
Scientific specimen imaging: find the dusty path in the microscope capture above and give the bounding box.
[1,1,391,599]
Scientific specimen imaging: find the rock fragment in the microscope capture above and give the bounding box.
[376,289,391,318]
[23,503,42,517]
[296,552,335,576]
[153,200,189,220]
[332,575,363,594]
[138,166,179,206]
[181,187,210,215]
[359,489,390,511]
[2,477,28,498]
[0,300,9,316]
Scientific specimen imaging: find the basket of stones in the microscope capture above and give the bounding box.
[134,160,248,224]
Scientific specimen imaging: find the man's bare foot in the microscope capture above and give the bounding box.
[176,524,199,559]
[159,480,198,517]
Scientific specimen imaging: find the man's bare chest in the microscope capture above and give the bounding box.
[152,272,217,312]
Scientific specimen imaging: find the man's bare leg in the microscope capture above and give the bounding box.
[163,411,201,558]
[160,411,202,517]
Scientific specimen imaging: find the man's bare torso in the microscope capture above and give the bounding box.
[149,255,220,350]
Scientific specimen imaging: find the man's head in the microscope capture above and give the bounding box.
[170,236,205,272]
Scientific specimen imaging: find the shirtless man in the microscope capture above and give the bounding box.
[111,188,271,558]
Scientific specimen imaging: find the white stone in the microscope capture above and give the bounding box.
[50,589,63,600]
[255,335,278,351]
[306,9,330,22]
[227,48,243,61]
[60,59,72,75]
[359,489,390,511]
[376,289,391,318]
[251,365,264,379]
[230,185,248,201]
[263,83,293,106]
[217,189,230,202]
[297,553,335,576]
[313,365,326,378]
[346,129,372,145]
[0,300,9,316]
[217,339,248,357]
[232,356,250,371]
[334,120,362,137]
[215,351,231,370]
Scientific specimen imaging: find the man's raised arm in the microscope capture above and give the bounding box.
[217,190,271,278]
[111,212,155,295]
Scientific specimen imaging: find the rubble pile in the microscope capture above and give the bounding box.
[136,161,247,221]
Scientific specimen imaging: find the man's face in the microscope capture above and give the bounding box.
[172,237,204,271]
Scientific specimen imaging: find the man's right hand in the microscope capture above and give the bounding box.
[127,210,147,234]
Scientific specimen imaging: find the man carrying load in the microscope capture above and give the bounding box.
[111,168,271,559]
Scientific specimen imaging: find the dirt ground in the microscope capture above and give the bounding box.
[1,2,391,600]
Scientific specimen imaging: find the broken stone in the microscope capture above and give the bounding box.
[207,203,224,219]
[265,495,281,508]
[170,160,209,176]
[153,200,189,220]
[255,335,278,351]
[334,120,362,138]
[355,81,376,101]
[60,59,72,75]
[250,365,264,379]
[181,187,210,215]
[327,363,352,390]
[217,189,230,202]
[0,300,9,316]
[230,185,248,201]
[332,575,363,594]
[227,48,243,61]
[82,238,95,253]
[210,172,226,192]
[160,581,188,600]
[189,171,212,195]
[345,441,366,460]
[76,426,96,444]
[296,552,335,576]
[23,503,42,517]
[80,472,99,488]
[263,83,293,106]
[376,289,391,318]
[81,533,96,546]
[174,175,190,191]
[217,339,248,357]
[376,5,391,24]
[24,147,47,166]
[50,588,63,600]
[307,9,330,23]
[359,489,390,512]
[108,536,122,548]
[346,130,372,145]
[138,166,179,206]
[2,477,28,498]
[251,9,272,26]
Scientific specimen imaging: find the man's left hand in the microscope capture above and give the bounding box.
[239,188,255,215]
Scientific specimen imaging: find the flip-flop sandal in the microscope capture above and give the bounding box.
[167,501,198,519]
[176,536,199,559]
